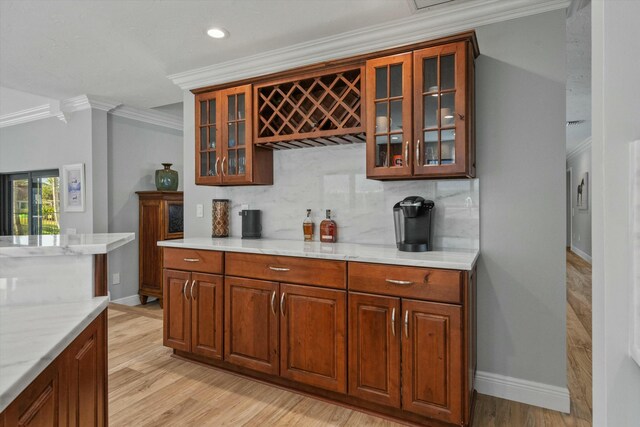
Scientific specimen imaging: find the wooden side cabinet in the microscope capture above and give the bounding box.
[1,312,107,427]
[136,191,183,307]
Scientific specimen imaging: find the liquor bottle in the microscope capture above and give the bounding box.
[303,209,314,241]
[320,209,337,243]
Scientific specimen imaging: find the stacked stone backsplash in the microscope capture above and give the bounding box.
[189,143,479,250]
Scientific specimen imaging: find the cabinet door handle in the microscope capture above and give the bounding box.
[404,140,409,165]
[221,157,226,176]
[270,291,277,316]
[190,280,196,300]
[214,157,220,176]
[182,279,189,300]
[391,307,396,337]
[404,310,409,338]
[183,258,200,262]
[386,279,413,285]
[415,140,420,167]
[280,292,286,316]
[269,266,290,272]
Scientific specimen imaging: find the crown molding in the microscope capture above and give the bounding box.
[1,95,182,131]
[567,136,592,161]
[168,0,570,90]
[110,105,183,131]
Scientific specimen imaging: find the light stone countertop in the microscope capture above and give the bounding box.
[158,237,479,270]
[0,297,109,412]
[0,233,135,258]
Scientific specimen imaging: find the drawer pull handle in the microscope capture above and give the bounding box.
[280,292,286,316]
[182,279,189,300]
[391,307,396,337]
[386,279,413,285]
[269,266,290,272]
[183,258,200,262]
[270,291,277,316]
[404,310,409,338]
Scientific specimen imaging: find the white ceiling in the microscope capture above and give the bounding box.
[0,0,413,109]
[566,2,591,152]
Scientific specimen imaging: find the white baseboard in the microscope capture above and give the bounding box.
[475,370,570,413]
[110,294,143,306]
[570,245,592,263]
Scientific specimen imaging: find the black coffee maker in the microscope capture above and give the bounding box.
[239,209,262,239]
[393,196,435,252]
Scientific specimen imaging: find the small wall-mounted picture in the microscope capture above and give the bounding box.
[62,163,85,212]
[577,171,589,210]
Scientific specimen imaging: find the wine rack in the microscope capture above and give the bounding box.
[254,66,366,149]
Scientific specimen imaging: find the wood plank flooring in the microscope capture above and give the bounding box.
[108,251,591,426]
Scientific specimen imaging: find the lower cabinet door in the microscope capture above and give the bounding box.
[2,361,62,426]
[348,292,401,407]
[163,269,192,351]
[191,273,224,359]
[280,283,347,393]
[224,276,279,374]
[401,299,463,424]
[67,312,106,427]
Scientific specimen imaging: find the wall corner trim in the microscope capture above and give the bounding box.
[475,370,571,413]
[167,0,570,90]
[0,95,183,131]
[567,136,592,161]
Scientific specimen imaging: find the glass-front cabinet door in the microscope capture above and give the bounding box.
[221,85,252,184]
[413,42,468,177]
[195,92,222,184]
[365,53,413,178]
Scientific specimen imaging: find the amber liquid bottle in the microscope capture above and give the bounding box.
[303,209,314,241]
[320,209,337,243]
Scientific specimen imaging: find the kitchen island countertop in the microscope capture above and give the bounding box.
[0,233,135,258]
[0,297,109,412]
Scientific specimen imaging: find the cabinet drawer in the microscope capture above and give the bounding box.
[163,248,223,274]
[348,262,462,304]
[225,252,346,289]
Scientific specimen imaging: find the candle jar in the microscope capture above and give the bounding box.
[212,199,230,238]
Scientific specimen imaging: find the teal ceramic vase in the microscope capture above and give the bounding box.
[155,163,179,191]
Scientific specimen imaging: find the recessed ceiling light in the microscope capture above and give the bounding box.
[207,28,229,39]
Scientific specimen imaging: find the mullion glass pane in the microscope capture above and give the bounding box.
[200,153,207,177]
[209,125,216,149]
[423,94,438,129]
[11,178,29,235]
[441,54,455,90]
[208,152,217,176]
[209,100,216,124]
[375,67,388,100]
[238,149,246,175]
[424,130,439,166]
[389,100,402,132]
[228,150,237,175]
[440,93,455,127]
[200,101,207,125]
[375,102,388,133]
[200,127,207,151]
[237,94,245,120]
[423,57,438,92]
[228,95,236,121]
[389,64,402,97]
[228,122,236,148]
[375,135,388,167]
[390,133,404,166]
[441,129,455,164]
[238,122,245,146]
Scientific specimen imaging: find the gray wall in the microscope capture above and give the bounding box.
[592,1,640,425]
[567,146,592,257]
[0,110,96,233]
[474,10,567,388]
[107,115,183,301]
[179,10,569,392]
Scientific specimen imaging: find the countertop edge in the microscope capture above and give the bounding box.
[158,239,479,271]
[0,298,109,412]
[0,233,135,258]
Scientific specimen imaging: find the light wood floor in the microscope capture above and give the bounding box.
[108,252,591,426]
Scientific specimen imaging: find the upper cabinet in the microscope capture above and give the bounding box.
[366,39,476,180]
[193,32,477,185]
[195,85,273,186]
